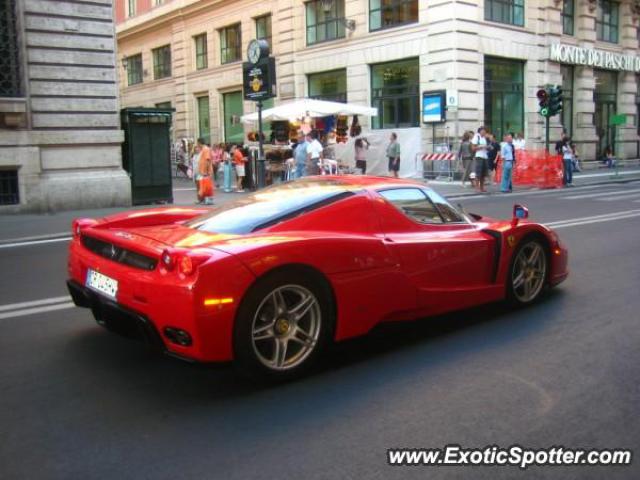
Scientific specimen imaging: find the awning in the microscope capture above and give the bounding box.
[241,98,378,123]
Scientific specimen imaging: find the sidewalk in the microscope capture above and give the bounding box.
[1,168,639,243]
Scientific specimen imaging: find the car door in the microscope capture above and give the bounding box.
[374,187,497,313]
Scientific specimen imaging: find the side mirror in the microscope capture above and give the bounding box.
[512,204,529,226]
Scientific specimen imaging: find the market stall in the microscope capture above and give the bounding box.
[241,98,378,182]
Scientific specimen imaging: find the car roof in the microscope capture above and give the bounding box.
[301,175,429,191]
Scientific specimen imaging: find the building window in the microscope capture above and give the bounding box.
[596,0,619,43]
[306,0,346,45]
[636,75,640,137]
[0,0,21,98]
[485,0,525,27]
[194,34,208,70]
[152,45,171,79]
[127,0,135,17]
[371,58,419,129]
[561,65,574,137]
[154,0,164,5]
[126,54,143,86]
[0,169,19,205]
[484,57,524,140]
[197,95,210,144]
[308,69,347,103]
[255,14,272,49]
[369,0,419,31]
[220,24,241,64]
[562,0,574,35]
[155,101,171,109]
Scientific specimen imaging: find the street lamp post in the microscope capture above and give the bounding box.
[257,99,265,188]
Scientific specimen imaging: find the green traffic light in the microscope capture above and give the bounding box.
[540,107,549,117]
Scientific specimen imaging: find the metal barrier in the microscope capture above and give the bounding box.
[416,153,459,182]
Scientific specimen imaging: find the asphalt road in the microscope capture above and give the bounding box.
[1,182,639,479]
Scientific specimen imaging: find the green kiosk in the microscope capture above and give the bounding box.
[121,107,174,205]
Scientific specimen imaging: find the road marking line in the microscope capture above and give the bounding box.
[549,212,640,229]
[545,209,640,226]
[446,184,624,201]
[562,188,640,200]
[174,187,197,191]
[0,295,72,313]
[0,237,72,249]
[0,232,70,244]
[0,302,76,320]
[597,192,640,201]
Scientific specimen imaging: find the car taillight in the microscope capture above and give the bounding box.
[161,249,209,276]
[72,218,97,239]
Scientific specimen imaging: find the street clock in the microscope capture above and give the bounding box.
[247,39,269,65]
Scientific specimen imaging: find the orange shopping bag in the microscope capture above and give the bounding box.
[198,177,214,198]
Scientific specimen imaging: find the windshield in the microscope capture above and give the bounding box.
[187,179,357,234]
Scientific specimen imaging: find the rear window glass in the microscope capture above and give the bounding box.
[187,179,356,234]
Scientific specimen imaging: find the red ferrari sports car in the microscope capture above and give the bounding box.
[67,176,568,379]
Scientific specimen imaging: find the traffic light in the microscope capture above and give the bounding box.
[537,88,550,117]
[548,85,563,116]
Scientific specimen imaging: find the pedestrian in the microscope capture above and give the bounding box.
[513,132,526,150]
[562,137,574,186]
[196,137,213,203]
[555,131,568,155]
[471,126,489,192]
[386,132,401,178]
[222,144,233,193]
[294,131,308,179]
[190,141,200,189]
[354,137,369,174]
[486,133,500,186]
[306,131,324,175]
[603,146,616,169]
[500,133,515,193]
[211,143,223,187]
[458,132,474,188]
[231,144,247,192]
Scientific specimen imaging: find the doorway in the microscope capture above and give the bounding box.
[593,69,617,158]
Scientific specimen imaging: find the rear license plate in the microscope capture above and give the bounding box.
[86,269,118,299]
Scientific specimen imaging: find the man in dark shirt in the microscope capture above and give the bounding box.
[555,131,568,155]
[486,133,501,186]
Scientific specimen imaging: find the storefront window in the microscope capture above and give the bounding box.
[220,24,241,64]
[369,0,418,31]
[194,34,207,70]
[371,58,419,129]
[224,91,244,144]
[308,69,347,103]
[306,0,346,45]
[596,0,619,43]
[126,54,143,86]
[485,0,525,27]
[197,95,210,144]
[561,65,574,136]
[636,75,640,137]
[593,69,617,156]
[562,0,574,35]
[255,15,272,49]
[484,57,524,140]
[152,45,171,79]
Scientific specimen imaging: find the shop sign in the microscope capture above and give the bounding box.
[422,90,446,123]
[550,44,640,73]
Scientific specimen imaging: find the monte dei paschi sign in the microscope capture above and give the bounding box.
[550,44,640,72]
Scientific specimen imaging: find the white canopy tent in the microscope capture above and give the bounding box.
[241,98,378,123]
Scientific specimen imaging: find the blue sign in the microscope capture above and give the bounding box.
[422,91,445,123]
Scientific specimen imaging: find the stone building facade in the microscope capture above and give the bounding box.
[0,0,130,213]
[116,0,640,161]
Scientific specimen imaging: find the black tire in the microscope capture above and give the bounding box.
[232,267,335,382]
[506,236,549,306]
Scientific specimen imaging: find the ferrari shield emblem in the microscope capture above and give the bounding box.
[507,235,516,248]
